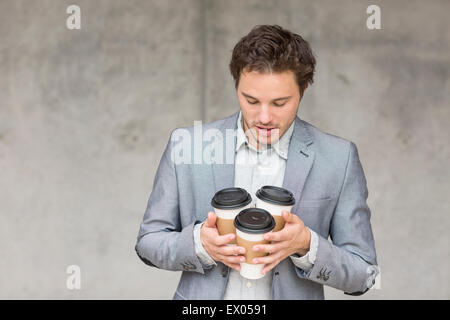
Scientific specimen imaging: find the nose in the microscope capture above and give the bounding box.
[258,105,273,124]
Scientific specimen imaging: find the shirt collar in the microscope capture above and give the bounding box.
[235,110,294,160]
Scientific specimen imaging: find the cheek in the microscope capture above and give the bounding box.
[240,105,256,120]
[284,103,299,122]
[275,107,292,122]
[239,99,252,113]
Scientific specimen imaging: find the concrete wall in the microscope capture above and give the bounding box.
[0,0,448,299]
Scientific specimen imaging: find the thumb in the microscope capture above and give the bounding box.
[204,211,217,228]
[282,210,293,223]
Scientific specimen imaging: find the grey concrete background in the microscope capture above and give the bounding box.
[0,0,448,299]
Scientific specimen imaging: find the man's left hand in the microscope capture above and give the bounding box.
[251,211,311,275]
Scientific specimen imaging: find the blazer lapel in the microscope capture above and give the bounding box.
[282,117,315,213]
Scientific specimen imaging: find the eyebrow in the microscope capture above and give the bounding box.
[241,91,292,101]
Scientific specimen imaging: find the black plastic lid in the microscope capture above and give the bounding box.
[211,187,252,209]
[234,208,275,234]
[256,185,295,206]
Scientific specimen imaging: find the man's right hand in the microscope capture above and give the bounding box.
[200,211,246,271]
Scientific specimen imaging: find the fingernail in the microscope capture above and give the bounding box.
[240,257,245,262]
[240,248,245,254]
[253,259,258,264]
[253,246,259,252]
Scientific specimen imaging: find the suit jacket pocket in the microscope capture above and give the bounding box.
[298,198,334,208]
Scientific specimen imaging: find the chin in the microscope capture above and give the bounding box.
[257,136,274,146]
[258,132,281,146]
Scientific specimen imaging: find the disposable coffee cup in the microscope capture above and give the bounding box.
[234,208,275,279]
[255,186,295,232]
[211,188,252,244]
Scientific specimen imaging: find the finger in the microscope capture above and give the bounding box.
[213,233,236,246]
[217,254,245,269]
[252,251,282,265]
[282,210,293,223]
[261,260,279,275]
[219,245,246,256]
[212,255,240,271]
[217,253,246,265]
[223,262,241,271]
[252,242,283,254]
[283,211,304,226]
[263,229,289,242]
[203,211,217,228]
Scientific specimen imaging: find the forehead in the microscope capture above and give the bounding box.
[238,69,298,96]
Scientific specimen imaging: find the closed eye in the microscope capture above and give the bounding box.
[247,100,286,106]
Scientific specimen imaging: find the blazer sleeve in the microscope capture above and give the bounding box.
[135,129,206,274]
[295,142,378,294]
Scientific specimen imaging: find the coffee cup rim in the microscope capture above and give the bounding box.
[234,208,275,234]
[256,186,295,206]
[211,187,252,209]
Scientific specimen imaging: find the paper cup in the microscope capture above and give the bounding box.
[211,188,252,244]
[255,186,295,232]
[234,208,275,279]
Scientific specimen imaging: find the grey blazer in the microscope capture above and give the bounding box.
[135,111,377,300]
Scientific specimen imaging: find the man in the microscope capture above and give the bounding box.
[135,25,378,300]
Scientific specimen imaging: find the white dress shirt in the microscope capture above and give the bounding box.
[193,111,319,299]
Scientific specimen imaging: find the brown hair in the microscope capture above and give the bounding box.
[229,25,316,95]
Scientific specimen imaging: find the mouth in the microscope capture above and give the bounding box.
[255,126,277,137]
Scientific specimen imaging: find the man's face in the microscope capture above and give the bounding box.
[237,69,303,149]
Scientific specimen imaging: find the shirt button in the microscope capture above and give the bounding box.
[246,281,252,288]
